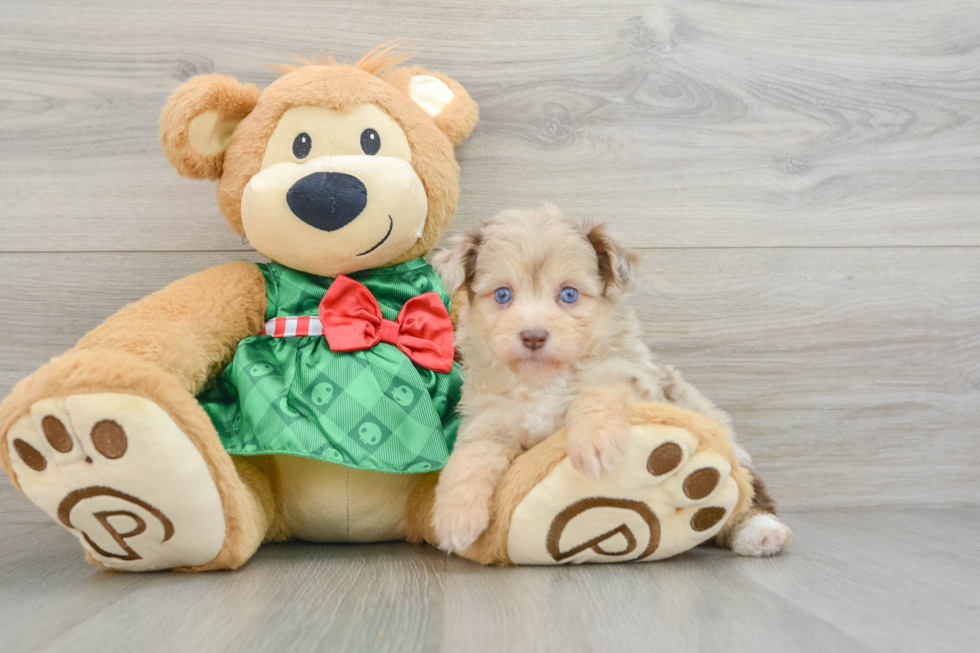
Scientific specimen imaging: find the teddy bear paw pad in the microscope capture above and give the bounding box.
[507,423,739,564]
[6,394,226,571]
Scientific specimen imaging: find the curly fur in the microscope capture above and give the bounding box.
[427,206,773,558]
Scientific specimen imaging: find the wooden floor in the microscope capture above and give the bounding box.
[1,508,977,653]
[1,1,979,651]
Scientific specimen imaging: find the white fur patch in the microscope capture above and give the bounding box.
[731,513,793,557]
[519,377,575,447]
[7,394,226,571]
[409,75,455,117]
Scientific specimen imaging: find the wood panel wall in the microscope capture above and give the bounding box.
[1,0,978,519]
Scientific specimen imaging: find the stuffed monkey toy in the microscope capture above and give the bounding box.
[0,47,754,571]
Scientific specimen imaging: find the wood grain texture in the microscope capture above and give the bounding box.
[0,476,36,523]
[633,246,980,509]
[0,248,976,516]
[0,0,979,251]
[1,509,978,652]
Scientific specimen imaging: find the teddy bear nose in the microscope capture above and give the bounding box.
[286,172,368,232]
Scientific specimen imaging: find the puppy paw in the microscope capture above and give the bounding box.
[731,513,793,557]
[566,415,631,479]
[432,498,491,554]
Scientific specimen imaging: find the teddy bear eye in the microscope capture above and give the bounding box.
[360,128,380,155]
[293,132,312,159]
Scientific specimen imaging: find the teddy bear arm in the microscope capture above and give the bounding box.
[73,261,267,395]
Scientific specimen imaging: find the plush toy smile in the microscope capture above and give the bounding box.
[357,215,394,256]
[241,153,427,276]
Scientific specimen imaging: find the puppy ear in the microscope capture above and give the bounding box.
[385,66,479,146]
[159,74,260,180]
[584,222,640,295]
[431,229,483,295]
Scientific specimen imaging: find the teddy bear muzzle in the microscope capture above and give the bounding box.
[286,171,368,233]
[239,153,428,276]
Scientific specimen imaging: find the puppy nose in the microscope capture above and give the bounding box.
[286,172,367,232]
[520,329,549,351]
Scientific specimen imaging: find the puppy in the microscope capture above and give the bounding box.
[430,205,792,557]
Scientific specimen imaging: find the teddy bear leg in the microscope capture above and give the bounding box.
[176,455,286,572]
[415,402,759,565]
[504,403,754,565]
[0,349,273,572]
[405,473,445,550]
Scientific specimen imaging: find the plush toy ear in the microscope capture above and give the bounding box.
[431,229,483,295]
[583,222,640,296]
[386,66,479,146]
[159,74,261,180]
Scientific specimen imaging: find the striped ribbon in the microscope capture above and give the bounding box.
[263,316,324,338]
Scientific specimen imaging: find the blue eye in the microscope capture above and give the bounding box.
[494,288,512,304]
[560,287,579,303]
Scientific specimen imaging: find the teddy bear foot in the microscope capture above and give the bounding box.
[6,393,227,571]
[507,415,741,564]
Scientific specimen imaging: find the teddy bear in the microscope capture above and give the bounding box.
[0,47,754,571]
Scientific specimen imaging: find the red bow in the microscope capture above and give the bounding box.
[319,275,455,374]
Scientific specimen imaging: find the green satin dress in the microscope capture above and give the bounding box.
[197,258,463,474]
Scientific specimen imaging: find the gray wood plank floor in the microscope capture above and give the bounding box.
[1,509,977,653]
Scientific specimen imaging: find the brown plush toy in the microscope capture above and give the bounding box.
[0,47,754,571]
